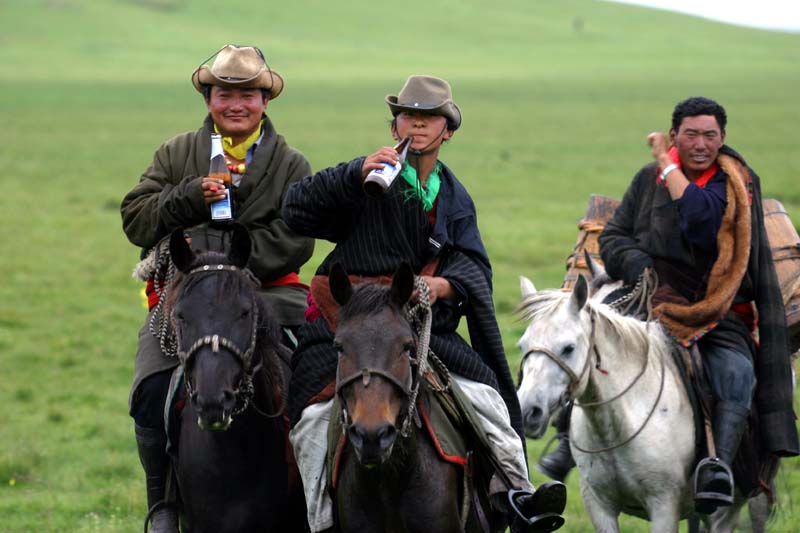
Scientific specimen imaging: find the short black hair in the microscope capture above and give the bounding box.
[201,84,271,102]
[671,96,727,132]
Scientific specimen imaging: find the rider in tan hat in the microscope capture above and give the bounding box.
[121,44,313,532]
[283,75,567,532]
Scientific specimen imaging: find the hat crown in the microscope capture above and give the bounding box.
[209,45,266,81]
[396,75,453,107]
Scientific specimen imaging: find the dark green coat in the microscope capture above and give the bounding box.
[121,114,314,401]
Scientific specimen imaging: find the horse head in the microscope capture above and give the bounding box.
[331,262,417,466]
[516,274,593,438]
[168,225,261,431]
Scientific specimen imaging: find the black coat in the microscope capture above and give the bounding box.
[599,146,799,456]
[283,158,523,443]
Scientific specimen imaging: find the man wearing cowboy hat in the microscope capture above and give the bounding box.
[120,44,313,532]
[283,75,567,533]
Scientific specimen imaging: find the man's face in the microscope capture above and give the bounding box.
[392,111,453,153]
[669,115,726,180]
[206,86,268,142]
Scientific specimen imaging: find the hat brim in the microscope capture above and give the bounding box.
[385,95,461,130]
[192,66,284,99]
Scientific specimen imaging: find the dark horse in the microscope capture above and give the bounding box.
[164,226,307,533]
[329,263,506,533]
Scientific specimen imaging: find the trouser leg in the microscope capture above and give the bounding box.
[452,375,534,492]
[289,399,334,533]
[131,371,178,533]
[452,375,566,532]
[693,342,754,514]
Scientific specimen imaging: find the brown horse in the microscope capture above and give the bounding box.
[329,263,506,533]
[165,226,307,533]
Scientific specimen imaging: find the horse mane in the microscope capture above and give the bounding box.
[516,289,670,362]
[339,283,398,323]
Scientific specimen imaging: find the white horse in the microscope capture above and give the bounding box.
[515,272,759,533]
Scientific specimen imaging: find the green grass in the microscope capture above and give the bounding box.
[1,0,799,531]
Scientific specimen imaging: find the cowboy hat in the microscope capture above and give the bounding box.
[386,75,461,130]
[191,44,284,99]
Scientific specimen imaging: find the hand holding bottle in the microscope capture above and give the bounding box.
[201,176,228,205]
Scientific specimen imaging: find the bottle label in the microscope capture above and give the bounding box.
[210,190,233,220]
[365,161,401,190]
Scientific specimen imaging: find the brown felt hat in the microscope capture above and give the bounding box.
[191,44,284,99]
[386,75,461,130]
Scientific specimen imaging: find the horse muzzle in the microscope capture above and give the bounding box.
[348,422,398,466]
[191,389,237,431]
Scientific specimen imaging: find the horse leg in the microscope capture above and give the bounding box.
[706,498,746,533]
[747,492,771,533]
[580,483,620,533]
[645,494,681,533]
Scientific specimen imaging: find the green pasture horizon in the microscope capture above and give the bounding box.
[1,0,798,531]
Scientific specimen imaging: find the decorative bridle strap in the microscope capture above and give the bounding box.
[188,264,241,275]
[520,313,597,405]
[336,365,414,398]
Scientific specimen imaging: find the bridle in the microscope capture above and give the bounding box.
[520,312,599,409]
[173,264,280,418]
[336,278,434,439]
[521,306,665,453]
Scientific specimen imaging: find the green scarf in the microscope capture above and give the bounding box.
[400,162,441,212]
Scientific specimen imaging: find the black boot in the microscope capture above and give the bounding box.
[508,481,567,532]
[537,406,575,482]
[135,424,179,533]
[694,402,749,515]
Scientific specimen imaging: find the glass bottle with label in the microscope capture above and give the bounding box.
[363,137,412,198]
[209,133,233,221]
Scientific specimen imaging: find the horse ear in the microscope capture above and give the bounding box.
[584,250,606,280]
[229,223,252,269]
[170,228,195,273]
[391,262,415,308]
[569,274,589,314]
[519,276,537,298]
[329,262,352,307]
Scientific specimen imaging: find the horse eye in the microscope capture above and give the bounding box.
[403,341,415,354]
[562,344,575,356]
[175,311,185,321]
[240,309,250,319]
[332,341,343,353]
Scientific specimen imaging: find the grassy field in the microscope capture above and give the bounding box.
[1,0,798,531]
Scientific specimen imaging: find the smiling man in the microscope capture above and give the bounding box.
[120,44,313,532]
[552,96,799,514]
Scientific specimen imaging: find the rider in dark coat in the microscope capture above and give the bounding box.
[120,44,313,532]
[284,75,567,533]
[540,96,799,515]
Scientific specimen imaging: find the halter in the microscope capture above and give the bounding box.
[173,264,263,417]
[337,277,435,438]
[521,306,665,454]
[520,312,599,408]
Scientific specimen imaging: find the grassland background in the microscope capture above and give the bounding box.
[1,0,798,531]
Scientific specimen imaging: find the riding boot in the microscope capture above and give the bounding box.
[694,401,749,515]
[135,424,179,533]
[508,481,567,532]
[537,406,576,482]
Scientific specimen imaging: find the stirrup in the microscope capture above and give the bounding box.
[508,484,566,532]
[693,457,734,514]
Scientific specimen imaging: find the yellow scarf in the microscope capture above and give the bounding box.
[214,119,265,160]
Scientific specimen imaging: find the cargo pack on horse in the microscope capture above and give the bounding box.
[161,226,307,532]
[327,263,512,533]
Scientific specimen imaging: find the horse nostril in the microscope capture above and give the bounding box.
[348,425,366,449]
[526,406,543,425]
[377,425,397,450]
[222,389,235,405]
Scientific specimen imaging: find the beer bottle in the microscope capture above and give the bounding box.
[363,137,412,198]
[209,133,233,221]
